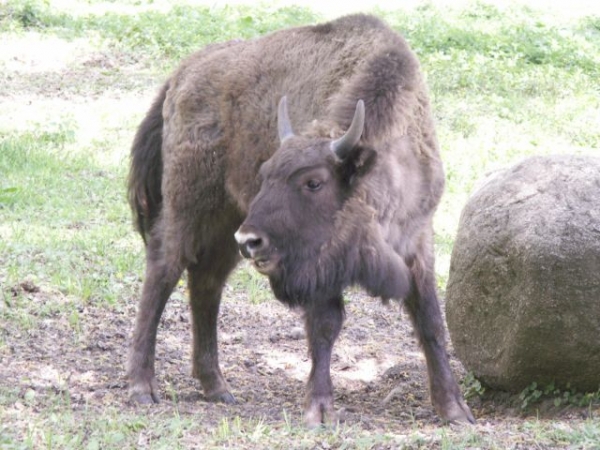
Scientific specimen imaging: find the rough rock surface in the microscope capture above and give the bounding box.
[446,155,600,392]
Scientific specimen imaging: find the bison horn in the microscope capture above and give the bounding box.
[277,96,295,142]
[331,99,365,160]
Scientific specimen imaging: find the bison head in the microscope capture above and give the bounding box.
[235,97,409,305]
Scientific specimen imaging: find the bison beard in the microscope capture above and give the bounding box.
[267,222,411,307]
[126,13,475,427]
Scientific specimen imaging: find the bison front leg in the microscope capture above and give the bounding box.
[404,256,475,424]
[303,295,344,427]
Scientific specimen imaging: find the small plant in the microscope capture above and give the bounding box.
[461,372,486,399]
[556,384,600,408]
[0,186,19,207]
[519,381,600,410]
[519,382,545,409]
[216,416,232,441]
[1,0,52,29]
[228,263,272,304]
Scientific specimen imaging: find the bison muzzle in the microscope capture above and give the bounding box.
[127,13,474,426]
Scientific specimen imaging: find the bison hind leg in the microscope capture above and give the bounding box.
[128,230,187,405]
[188,230,240,404]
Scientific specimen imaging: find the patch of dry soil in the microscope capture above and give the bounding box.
[7,275,594,439]
[2,277,470,428]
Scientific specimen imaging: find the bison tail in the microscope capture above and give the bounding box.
[127,82,168,244]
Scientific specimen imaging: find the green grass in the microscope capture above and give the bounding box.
[227,262,273,304]
[1,399,190,450]
[1,0,599,448]
[0,0,319,64]
[12,407,597,450]
[0,124,139,305]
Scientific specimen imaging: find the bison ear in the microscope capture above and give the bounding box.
[337,145,377,186]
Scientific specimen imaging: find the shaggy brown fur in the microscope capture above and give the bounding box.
[127,14,474,426]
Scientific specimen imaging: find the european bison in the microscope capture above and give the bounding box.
[127,13,474,426]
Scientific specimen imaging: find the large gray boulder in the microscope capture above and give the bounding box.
[446,155,600,392]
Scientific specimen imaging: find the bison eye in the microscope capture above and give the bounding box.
[305,179,322,191]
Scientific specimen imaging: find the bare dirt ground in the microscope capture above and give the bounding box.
[3,278,443,427]
[3,275,593,438]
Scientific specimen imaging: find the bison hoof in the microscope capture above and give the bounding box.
[129,380,160,405]
[304,396,339,428]
[439,395,475,425]
[130,392,159,404]
[207,391,237,404]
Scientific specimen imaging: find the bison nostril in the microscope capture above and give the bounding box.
[234,228,269,258]
[247,238,263,251]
